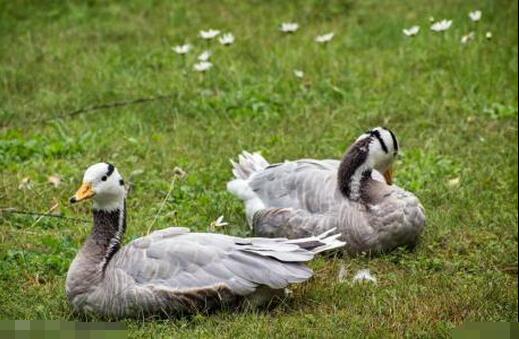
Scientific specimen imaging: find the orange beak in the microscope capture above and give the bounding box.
[70,182,95,203]
[383,166,394,185]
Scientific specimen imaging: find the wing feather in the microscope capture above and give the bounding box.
[249,159,342,213]
[112,230,317,297]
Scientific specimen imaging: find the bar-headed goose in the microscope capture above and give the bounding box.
[227,127,426,254]
[66,163,344,319]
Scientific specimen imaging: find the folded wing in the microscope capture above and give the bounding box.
[114,227,335,296]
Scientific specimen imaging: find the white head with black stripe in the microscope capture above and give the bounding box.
[354,127,399,184]
[70,162,126,211]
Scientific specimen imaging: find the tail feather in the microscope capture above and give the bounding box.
[226,178,266,229]
[228,151,270,229]
[230,151,269,180]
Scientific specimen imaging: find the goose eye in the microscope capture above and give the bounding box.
[101,176,108,181]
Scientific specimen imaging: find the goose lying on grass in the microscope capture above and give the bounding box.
[66,163,345,319]
[227,127,426,254]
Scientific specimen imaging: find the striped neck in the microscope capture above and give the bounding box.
[91,200,126,272]
[340,165,372,202]
[338,137,372,202]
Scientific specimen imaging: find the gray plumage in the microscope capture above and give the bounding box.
[66,163,345,319]
[227,129,426,255]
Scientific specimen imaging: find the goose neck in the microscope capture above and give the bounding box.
[70,200,127,278]
[338,147,372,202]
[91,200,127,272]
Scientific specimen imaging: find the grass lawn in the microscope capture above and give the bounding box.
[1,0,517,337]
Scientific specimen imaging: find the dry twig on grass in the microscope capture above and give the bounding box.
[36,95,174,123]
[0,207,89,222]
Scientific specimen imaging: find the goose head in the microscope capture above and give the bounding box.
[354,127,399,184]
[338,127,400,201]
[70,162,126,211]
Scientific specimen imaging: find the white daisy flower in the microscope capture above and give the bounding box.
[280,22,299,33]
[469,10,482,22]
[199,29,220,40]
[293,70,304,78]
[193,61,213,72]
[352,269,377,284]
[403,25,420,37]
[430,19,453,32]
[461,32,475,44]
[315,32,335,43]
[486,31,493,40]
[172,44,192,55]
[218,33,235,45]
[198,50,212,61]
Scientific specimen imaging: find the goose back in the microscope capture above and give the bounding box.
[247,159,425,254]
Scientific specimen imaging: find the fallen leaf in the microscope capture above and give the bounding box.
[18,177,32,190]
[130,169,145,177]
[173,166,187,178]
[213,215,229,227]
[448,177,460,187]
[293,70,304,79]
[209,215,229,231]
[48,175,61,188]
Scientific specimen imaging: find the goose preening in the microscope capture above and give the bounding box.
[227,127,426,254]
[66,163,345,319]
